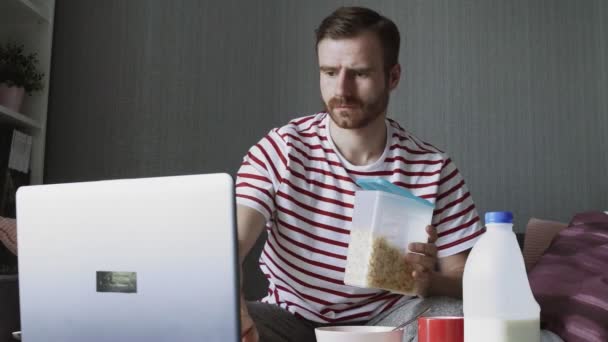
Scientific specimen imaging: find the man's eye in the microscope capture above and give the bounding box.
[356,72,368,78]
[323,71,335,77]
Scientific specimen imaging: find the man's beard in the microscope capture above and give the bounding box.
[325,90,389,129]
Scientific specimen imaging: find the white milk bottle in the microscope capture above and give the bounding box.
[463,211,540,342]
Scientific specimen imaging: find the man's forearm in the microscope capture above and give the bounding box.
[428,271,463,298]
[237,205,267,264]
[428,249,469,298]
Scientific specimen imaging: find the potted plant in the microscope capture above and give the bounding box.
[0,42,44,113]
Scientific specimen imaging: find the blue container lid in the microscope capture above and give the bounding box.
[485,211,513,224]
[355,178,434,208]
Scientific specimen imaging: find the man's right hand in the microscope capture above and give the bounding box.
[241,296,259,342]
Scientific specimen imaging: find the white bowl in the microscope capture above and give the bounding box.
[315,325,403,342]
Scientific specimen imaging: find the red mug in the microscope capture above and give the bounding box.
[418,316,464,342]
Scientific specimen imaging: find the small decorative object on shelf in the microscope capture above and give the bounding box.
[0,41,44,112]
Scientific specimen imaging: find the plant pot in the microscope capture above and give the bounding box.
[0,83,25,112]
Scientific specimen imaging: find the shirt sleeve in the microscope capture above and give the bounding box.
[431,155,485,258]
[235,129,287,222]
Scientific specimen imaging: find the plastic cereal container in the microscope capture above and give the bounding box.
[344,179,435,295]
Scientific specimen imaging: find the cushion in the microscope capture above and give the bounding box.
[528,211,608,342]
[0,216,17,255]
[569,211,608,226]
[523,218,567,271]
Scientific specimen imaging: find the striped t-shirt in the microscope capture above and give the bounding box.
[236,113,483,323]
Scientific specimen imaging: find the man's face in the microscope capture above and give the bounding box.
[318,31,400,129]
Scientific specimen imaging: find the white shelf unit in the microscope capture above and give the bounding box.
[0,104,41,129]
[0,0,55,185]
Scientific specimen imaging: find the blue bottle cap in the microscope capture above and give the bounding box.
[485,211,513,224]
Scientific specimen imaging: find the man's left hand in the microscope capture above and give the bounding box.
[405,225,438,297]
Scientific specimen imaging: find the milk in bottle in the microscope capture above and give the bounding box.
[463,211,540,342]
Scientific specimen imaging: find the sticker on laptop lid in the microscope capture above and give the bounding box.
[96,271,137,293]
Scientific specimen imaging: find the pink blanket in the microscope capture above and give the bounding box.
[528,211,608,342]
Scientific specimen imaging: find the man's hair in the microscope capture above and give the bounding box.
[315,6,401,72]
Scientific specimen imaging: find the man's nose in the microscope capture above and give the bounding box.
[334,71,353,97]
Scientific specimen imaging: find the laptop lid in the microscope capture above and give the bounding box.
[16,173,240,342]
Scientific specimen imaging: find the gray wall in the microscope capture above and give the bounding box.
[47,0,285,180]
[46,0,608,299]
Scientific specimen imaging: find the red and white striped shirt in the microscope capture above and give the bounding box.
[236,113,483,323]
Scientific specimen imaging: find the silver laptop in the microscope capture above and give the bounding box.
[16,173,240,342]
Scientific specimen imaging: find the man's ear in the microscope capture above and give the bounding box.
[388,63,401,90]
